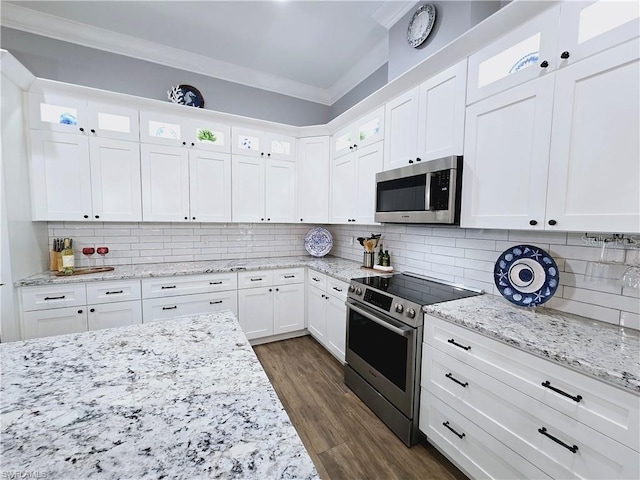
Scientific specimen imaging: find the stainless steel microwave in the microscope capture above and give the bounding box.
[375,156,463,224]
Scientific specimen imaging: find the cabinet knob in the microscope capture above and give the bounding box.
[90,129,96,134]
[560,51,570,59]
[267,153,271,157]
[540,60,549,68]
[267,218,271,221]
[416,157,421,162]
[83,215,89,219]
[77,309,83,314]
[529,220,538,226]
[191,142,195,147]
[349,146,353,150]
[351,219,356,222]
[192,217,196,220]
[269,288,272,292]
[275,288,279,292]
[353,144,357,149]
[548,219,557,226]
[182,141,187,146]
[300,218,303,222]
[261,152,265,156]
[261,218,264,221]
[90,308,95,313]
[79,127,85,132]
[95,215,100,219]
[184,216,188,220]
[408,159,414,164]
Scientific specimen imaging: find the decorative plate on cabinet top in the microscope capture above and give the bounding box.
[304,227,333,257]
[407,4,436,48]
[494,244,559,307]
[167,84,205,108]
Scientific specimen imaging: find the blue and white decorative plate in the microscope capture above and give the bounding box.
[167,84,205,108]
[509,51,539,73]
[304,227,333,257]
[494,244,559,307]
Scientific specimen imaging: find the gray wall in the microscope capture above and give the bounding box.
[330,63,388,119]
[0,27,332,127]
[387,1,502,81]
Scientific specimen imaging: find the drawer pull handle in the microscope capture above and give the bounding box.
[105,290,123,295]
[44,295,66,300]
[332,287,343,292]
[209,300,223,305]
[250,278,263,282]
[312,277,320,282]
[538,427,578,453]
[445,373,468,388]
[161,286,177,289]
[447,338,471,351]
[541,381,582,403]
[284,275,296,278]
[209,281,223,285]
[443,421,465,439]
[162,306,177,310]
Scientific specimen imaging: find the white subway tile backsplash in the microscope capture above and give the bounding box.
[563,286,640,314]
[508,230,567,245]
[620,311,640,330]
[465,229,509,240]
[545,297,620,325]
[455,238,496,251]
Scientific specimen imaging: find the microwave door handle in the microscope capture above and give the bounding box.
[424,172,432,211]
[348,303,412,337]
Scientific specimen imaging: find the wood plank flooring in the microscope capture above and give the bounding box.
[253,335,468,480]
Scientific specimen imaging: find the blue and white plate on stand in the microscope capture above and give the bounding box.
[304,227,333,257]
[494,244,559,307]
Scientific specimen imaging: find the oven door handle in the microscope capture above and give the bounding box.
[348,303,412,337]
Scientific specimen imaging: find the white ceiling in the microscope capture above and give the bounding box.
[1,1,417,104]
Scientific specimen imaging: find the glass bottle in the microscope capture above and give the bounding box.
[377,243,384,265]
[382,250,390,267]
[61,238,75,275]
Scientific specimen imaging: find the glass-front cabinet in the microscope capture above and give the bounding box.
[331,106,384,159]
[140,111,230,152]
[231,127,296,161]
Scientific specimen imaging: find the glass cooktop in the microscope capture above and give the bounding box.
[352,273,482,306]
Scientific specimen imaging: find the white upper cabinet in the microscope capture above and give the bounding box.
[29,93,139,141]
[232,127,296,161]
[265,159,296,223]
[189,151,232,223]
[383,60,467,171]
[140,111,230,152]
[297,136,330,223]
[332,106,384,160]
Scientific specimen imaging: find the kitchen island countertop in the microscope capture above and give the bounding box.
[0,311,319,479]
[424,294,640,394]
[15,255,380,287]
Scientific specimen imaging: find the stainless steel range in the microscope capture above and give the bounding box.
[345,272,482,446]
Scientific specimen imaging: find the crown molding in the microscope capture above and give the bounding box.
[372,1,418,29]
[0,3,335,105]
[0,49,36,90]
[328,38,389,104]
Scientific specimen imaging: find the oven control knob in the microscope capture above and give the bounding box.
[395,303,404,313]
[348,285,356,293]
[355,287,363,295]
[406,308,416,319]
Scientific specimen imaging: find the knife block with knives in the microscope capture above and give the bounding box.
[50,238,63,272]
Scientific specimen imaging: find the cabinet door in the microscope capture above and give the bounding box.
[306,284,327,342]
[330,154,355,223]
[87,300,142,331]
[354,141,384,224]
[460,76,555,230]
[232,127,265,157]
[383,87,420,171]
[467,5,560,105]
[186,118,231,153]
[232,155,266,222]
[29,130,92,221]
[355,106,385,151]
[546,40,640,233]
[332,124,355,160]
[266,133,297,161]
[326,293,347,363]
[87,102,139,141]
[22,307,87,339]
[265,159,296,223]
[140,144,190,222]
[237,287,274,340]
[189,150,232,222]
[89,138,142,221]
[273,283,305,335]
[558,0,640,66]
[28,93,88,133]
[297,136,330,223]
[139,111,184,146]
[417,60,466,161]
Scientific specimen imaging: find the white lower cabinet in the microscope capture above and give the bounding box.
[421,315,640,480]
[87,300,142,330]
[306,271,348,362]
[22,307,88,339]
[143,290,237,322]
[237,268,305,341]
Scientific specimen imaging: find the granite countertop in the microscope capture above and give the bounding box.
[424,295,640,394]
[0,311,319,479]
[15,255,379,287]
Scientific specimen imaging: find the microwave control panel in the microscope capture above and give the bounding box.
[431,170,450,210]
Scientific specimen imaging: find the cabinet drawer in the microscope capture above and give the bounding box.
[273,268,304,285]
[86,280,141,304]
[141,273,237,298]
[423,345,640,480]
[420,391,551,480]
[326,277,349,301]
[426,315,640,450]
[307,270,327,290]
[22,284,86,311]
[142,291,238,322]
[87,300,142,331]
[237,270,273,289]
[22,307,88,339]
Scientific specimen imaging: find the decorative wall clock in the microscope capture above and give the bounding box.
[407,4,437,48]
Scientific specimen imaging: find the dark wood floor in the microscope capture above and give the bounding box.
[253,335,468,480]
